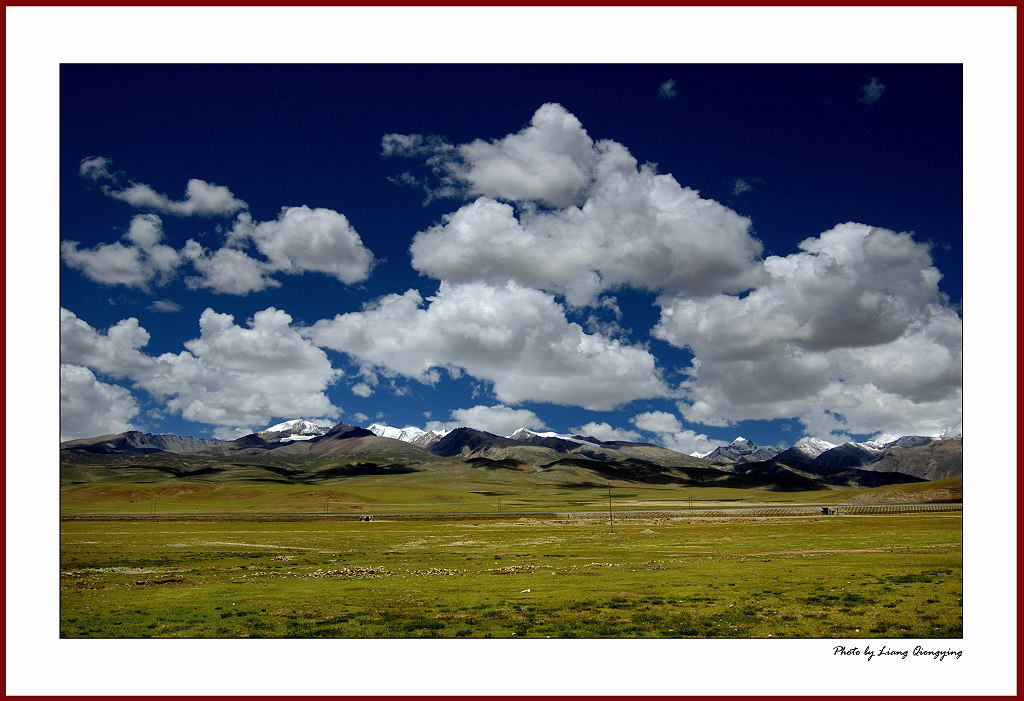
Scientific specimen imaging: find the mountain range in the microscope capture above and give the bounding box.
[60,418,963,490]
[697,434,960,481]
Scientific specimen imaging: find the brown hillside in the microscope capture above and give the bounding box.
[865,438,963,481]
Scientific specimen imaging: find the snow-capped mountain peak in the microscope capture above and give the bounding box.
[367,423,451,448]
[703,437,780,464]
[507,427,597,446]
[262,419,330,433]
[508,427,567,441]
[507,427,535,440]
[258,419,333,442]
[939,420,963,440]
[791,436,837,458]
[368,423,427,443]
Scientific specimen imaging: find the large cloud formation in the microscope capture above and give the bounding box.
[305,280,673,411]
[141,308,341,437]
[390,103,764,307]
[60,307,342,439]
[387,104,962,442]
[62,104,962,445]
[653,223,962,440]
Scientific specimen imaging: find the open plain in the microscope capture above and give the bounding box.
[60,479,962,639]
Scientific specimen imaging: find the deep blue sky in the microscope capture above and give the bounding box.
[59,63,964,449]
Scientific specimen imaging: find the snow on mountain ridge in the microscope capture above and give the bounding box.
[368,423,428,443]
[509,427,606,448]
[304,419,954,461]
[939,420,963,439]
[262,418,332,432]
[703,437,781,464]
[793,436,838,457]
[259,419,333,441]
[508,427,584,442]
[368,423,451,445]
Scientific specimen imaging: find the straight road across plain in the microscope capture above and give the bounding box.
[60,502,962,521]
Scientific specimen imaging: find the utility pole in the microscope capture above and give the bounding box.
[608,484,613,534]
[498,496,502,513]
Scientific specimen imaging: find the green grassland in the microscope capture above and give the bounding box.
[60,511,962,639]
[60,480,822,515]
[59,459,963,515]
[59,458,963,639]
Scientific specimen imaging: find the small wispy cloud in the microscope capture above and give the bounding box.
[149,299,182,313]
[858,76,887,105]
[80,157,247,217]
[658,79,678,100]
[732,176,765,196]
[351,382,373,398]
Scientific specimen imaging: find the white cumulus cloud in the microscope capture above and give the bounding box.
[450,103,603,209]
[182,240,281,295]
[228,207,376,284]
[631,409,684,435]
[406,103,764,306]
[440,405,550,436]
[72,161,377,297]
[60,307,157,378]
[630,410,722,455]
[181,207,377,294]
[569,421,642,443]
[138,307,342,437]
[61,214,182,290]
[60,364,139,441]
[305,280,673,411]
[351,382,374,398]
[653,223,962,441]
[61,307,343,439]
